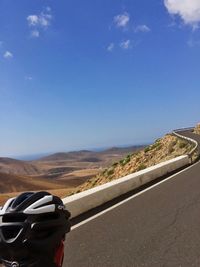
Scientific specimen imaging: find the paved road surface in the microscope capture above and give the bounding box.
[64,130,200,267]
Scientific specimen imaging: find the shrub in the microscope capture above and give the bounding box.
[168,140,177,154]
[155,138,161,143]
[133,151,140,156]
[112,162,118,167]
[144,146,151,153]
[91,179,97,186]
[119,155,131,166]
[119,159,124,165]
[107,167,115,176]
[168,144,175,154]
[137,164,147,171]
[149,141,163,151]
[156,144,162,151]
[179,141,187,149]
[102,169,108,175]
[171,140,177,146]
[134,157,139,163]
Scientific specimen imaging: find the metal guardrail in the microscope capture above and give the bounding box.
[173,127,194,132]
[172,127,199,163]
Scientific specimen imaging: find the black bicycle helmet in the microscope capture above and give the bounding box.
[0,191,71,267]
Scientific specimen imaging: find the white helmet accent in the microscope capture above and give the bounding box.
[23,195,55,214]
[0,198,15,216]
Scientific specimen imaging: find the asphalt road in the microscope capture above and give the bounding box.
[64,130,200,267]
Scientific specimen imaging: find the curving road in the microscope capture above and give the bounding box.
[64,130,200,267]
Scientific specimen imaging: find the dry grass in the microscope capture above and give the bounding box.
[0,147,144,205]
[75,134,193,193]
[58,169,99,180]
[0,135,193,206]
[5,147,143,177]
[194,123,200,135]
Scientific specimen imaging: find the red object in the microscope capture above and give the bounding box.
[54,240,64,267]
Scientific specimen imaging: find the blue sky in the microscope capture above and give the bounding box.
[0,0,200,157]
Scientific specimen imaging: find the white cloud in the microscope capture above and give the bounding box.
[114,12,130,28]
[107,43,114,52]
[3,51,13,59]
[120,40,131,50]
[39,13,52,27]
[27,7,52,37]
[27,15,39,26]
[135,24,151,32]
[164,0,200,29]
[27,13,52,28]
[31,30,40,38]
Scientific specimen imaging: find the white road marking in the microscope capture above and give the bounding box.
[71,160,199,231]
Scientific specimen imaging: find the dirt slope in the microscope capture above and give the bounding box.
[0,158,40,175]
[75,134,193,193]
[0,172,73,194]
[0,147,144,182]
[194,123,200,135]
[0,135,193,206]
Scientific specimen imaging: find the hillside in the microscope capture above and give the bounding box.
[0,158,40,175]
[74,134,193,193]
[0,134,194,206]
[0,172,72,194]
[0,146,143,179]
[0,145,144,204]
[38,150,93,161]
[36,146,144,163]
[31,145,145,181]
[194,123,200,135]
[0,146,144,206]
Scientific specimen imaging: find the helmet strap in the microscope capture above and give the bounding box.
[54,239,65,267]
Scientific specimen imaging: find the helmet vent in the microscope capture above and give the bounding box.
[2,225,22,240]
[37,213,59,222]
[3,213,28,223]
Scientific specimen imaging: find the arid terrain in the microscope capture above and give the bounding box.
[76,134,194,193]
[0,146,144,204]
[194,124,200,135]
[1,123,199,206]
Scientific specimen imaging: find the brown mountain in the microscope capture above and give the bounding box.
[0,157,40,176]
[37,150,92,162]
[0,172,68,194]
[0,146,145,198]
[37,146,145,163]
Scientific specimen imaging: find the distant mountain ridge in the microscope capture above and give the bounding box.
[38,150,93,161]
[37,145,145,162]
[0,145,145,195]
